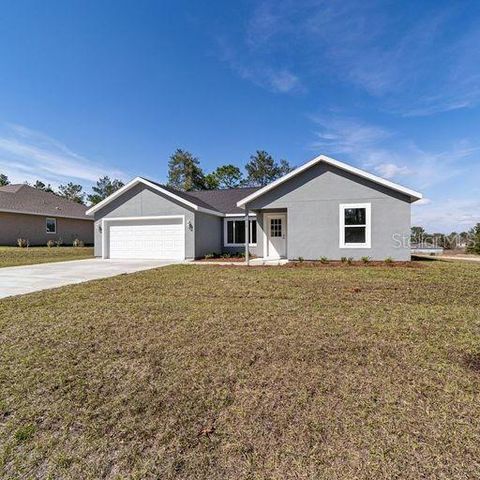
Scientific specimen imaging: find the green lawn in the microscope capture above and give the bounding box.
[0,246,94,268]
[1,261,479,479]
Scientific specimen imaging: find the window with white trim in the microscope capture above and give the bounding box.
[46,217,57,234]
[224,219,257,246]
[339,203,371,248]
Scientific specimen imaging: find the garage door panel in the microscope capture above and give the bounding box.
[107,219,185,260]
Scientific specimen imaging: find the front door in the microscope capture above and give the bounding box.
[266,214,287,258]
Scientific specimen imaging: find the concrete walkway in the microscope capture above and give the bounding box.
[191,258,289,266]
[0,258,178,299]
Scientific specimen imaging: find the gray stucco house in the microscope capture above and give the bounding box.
[86,155,422,261]
[0,184,94,246]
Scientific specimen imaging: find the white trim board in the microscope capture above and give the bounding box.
[237,154,423,207]
[224,213,256,217]
[86,177,223,217]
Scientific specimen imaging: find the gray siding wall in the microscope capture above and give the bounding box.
[93,184,196,258]
[247,163,412,261]
[0,212,93,246]
[194,212,222,258]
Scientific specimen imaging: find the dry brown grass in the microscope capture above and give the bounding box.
[1,261,480,479]
[0,246,93,268]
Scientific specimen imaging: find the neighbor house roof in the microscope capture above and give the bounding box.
[0,184,92,220]
[237,154,423,207]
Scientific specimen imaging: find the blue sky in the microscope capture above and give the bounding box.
[0,0,479,232]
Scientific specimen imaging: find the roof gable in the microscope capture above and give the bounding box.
[85,177,224,216]
[237,155,423,207]
[86,177,261,217]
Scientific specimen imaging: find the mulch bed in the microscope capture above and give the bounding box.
[285,260,424,268]
[196,257,246,263]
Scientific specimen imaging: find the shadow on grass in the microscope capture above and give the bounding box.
[463,352,480,373]
[411,255,442,262]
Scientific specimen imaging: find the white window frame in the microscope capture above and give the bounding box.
[46,217,57,234]
[224,218,257,247]
[339,203,371,249]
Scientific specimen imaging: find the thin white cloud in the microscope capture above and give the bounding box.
[229,0,480,115]
[310,115,391,154]
[269,70,301,93]
[0,123,126,187]
[309,115,475,189]
[415,197,432,206]
[373,163,411,179]
[308,114,479,231]
[412,198,480,233]
[216,38,303,94]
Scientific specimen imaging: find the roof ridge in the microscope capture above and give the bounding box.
[188,186,260,193]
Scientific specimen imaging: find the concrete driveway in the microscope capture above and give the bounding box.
[0,258,179,299]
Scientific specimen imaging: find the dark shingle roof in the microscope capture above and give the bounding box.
[0,184,92,220]
[187,187,261,214]
[145,178,260,214]
[147,181,223,211]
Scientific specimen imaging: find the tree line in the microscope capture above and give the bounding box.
[0,148,292,206]
[411,225,480,255]
[167,149,292,191]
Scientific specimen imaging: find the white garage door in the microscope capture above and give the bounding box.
[107,218,185,260]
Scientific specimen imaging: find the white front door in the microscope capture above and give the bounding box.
[266,214,287,258]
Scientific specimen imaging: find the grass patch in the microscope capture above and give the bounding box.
[0,262,480,478]
[14,425,35,443]
[0,246,93,268]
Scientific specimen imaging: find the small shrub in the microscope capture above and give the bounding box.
[55,238,64,247]
[340,256,347,263]
[347,257,354,265]
[221,252,231,259]
[361,256,370,264]
[320,256,329,264]
[204,252,217,259]
[73,238,84,247]
[298,256,304,263]
[17,238,29,248]
[15,424,35,443]
[46,240,55,248]
[384,257,393,264]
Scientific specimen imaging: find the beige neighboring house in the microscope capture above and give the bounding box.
[0,184,94,246]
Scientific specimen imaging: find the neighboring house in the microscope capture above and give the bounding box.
[0,184,94,246]
[86,155,422,261]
